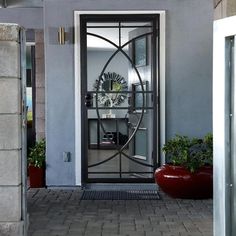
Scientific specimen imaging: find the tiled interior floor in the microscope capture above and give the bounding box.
[27,188,213,236]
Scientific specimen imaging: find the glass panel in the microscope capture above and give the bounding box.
[87,34,117,51]
[121,22,152,27]
[88,150,119,171]
[86,93,153,111]
[85,17,157,181]
[87,23,120,48]
[121,110,153,178]
[87,47,119,91]
[87,22,119,27]
[88,151,129,179]
[120,24,152,46]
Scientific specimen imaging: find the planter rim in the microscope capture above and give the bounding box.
[28,164,45,169]
[162,164,213,171]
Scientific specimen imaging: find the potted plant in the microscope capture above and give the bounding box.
[155,134,213,199]
[28,139,46,188]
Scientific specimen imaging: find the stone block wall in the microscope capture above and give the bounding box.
[35,30,45,141]
[0,24,24,236]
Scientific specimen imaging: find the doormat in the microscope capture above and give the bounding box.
[80,190,161,200]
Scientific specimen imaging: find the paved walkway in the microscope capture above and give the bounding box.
[27,189,213,236]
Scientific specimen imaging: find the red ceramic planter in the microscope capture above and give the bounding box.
[28,166,45,188]
[155,164,213,199]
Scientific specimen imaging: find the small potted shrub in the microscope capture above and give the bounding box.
[155,134,213,199]
[28,139,46,188]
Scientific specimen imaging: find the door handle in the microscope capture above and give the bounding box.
[85,93,93,107]
[85,93,93,100]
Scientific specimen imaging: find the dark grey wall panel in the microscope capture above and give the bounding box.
[44,0,213,186]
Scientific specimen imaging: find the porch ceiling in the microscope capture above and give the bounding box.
[1,0,217,9]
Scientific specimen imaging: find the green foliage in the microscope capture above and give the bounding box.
[27,111,33,121]
[162,134,213,173]
[28,139,46,168]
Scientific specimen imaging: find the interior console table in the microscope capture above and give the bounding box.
[88,118,128,149]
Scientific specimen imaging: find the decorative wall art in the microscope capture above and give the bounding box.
[93,72,128,118]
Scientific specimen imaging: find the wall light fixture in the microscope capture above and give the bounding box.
[58,27,66,45]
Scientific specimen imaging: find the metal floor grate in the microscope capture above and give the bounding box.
[80,190,161,200]
[84,183,158,191]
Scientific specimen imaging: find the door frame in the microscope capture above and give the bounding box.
[74,10,166,186]
[81,14,158,183]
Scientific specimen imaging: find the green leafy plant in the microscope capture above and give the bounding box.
[28,139,46,168]
[162,134,213,173]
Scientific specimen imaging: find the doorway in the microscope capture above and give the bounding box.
[80,14,160,183]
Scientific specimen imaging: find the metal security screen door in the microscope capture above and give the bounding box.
[80,14,160,183]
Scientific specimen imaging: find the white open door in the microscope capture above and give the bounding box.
[213,15,236,236]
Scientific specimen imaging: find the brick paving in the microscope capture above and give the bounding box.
[27,189,213,236]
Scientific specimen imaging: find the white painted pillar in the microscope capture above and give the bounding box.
[213,15,236,236]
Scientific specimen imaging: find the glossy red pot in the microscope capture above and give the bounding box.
[28,166,45,188]
[155,164,213,199]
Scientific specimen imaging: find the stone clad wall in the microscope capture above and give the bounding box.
[214,0,236,19]
[35,30,45,140]
[0,24,24,236]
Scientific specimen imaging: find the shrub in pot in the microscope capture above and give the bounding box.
[155,134,213,199]
[28,139,46,188]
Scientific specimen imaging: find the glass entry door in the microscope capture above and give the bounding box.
[80,14,160,183]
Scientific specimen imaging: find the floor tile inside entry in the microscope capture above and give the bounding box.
[27,189,213,236]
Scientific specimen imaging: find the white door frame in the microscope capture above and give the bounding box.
[74,10,166,185]
[213,15,236,236]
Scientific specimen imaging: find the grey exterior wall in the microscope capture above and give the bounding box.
[0,0,213,186]
[0,8,43,29]
[44,0,213,186]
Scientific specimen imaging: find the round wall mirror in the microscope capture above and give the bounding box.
[94,72,128,107]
